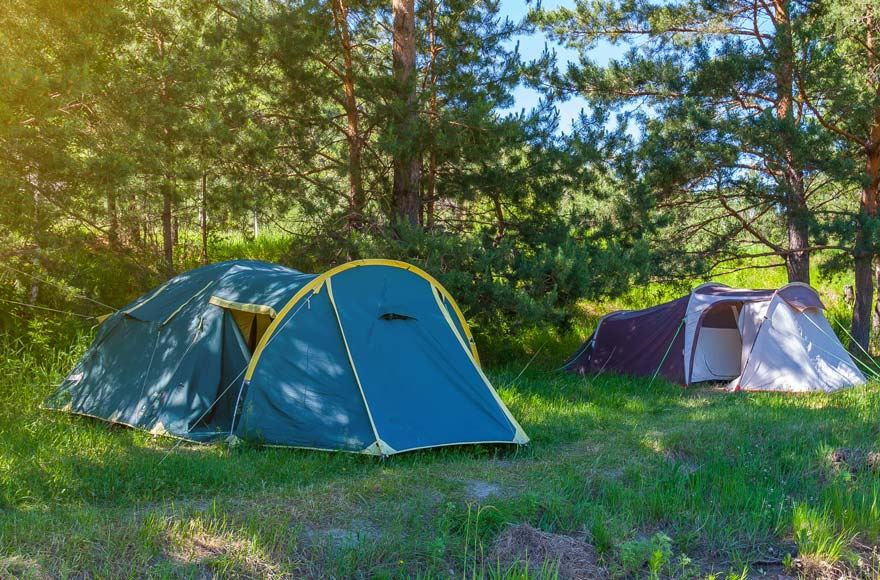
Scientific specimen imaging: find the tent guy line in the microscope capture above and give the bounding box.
[0,297,98,319]
[0,262,119,313]
[826,314,880,373]
[648,320,684,388]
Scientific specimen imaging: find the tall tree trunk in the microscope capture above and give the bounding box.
[853,138,880,354]
[785,177,810,283]
[774,0,810,283]
[873,263,880,336]
[425,153,437,229]
[107,189,119,251]
[29,189,41,305]
[852,12,880,355]
[391,0,421,227]
[424,0,438,230]
[171,205,179,246]
[161,179,174,276]
[158,34,175,277]
[200,173,208,265]
[332,0,365,232]
[853,237,874,355]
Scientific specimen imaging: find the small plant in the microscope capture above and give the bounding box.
[485,558,560,579]
[619,532,673,578]
[675,553,700,579]
[792,504,852,564]
[462,503,495,579]
[589,519,613,555]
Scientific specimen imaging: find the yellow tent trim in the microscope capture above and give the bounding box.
[326,277,395,456]
[208,296,277,318]
[243,259,480,381]
[123,280,170,316]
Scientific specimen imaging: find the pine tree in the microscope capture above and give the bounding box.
[391,0,421,227]
[796,0,880,352]
[538,0,823,283]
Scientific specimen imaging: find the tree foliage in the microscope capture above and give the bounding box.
[0,0,646,354]
[4,0,880,354]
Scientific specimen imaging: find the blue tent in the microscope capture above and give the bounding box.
[45,260,528,455]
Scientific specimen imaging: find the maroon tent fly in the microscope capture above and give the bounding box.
[563,282,862,391]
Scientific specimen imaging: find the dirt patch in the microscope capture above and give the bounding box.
[303,519,380,549]
[663,449,700,475]
[489,524,605,579]
[828,448,880,473]
[0,556,49,580]
[464,479,502,501]
[164,527,282,578]
[829,448,854,469]
[791,541,880,580]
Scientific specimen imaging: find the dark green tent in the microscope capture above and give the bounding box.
[45,259,528,455]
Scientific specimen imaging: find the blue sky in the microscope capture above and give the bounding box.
[498,0,625,131]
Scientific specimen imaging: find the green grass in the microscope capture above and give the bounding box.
[1,249,876,577]
[1,326,879,578]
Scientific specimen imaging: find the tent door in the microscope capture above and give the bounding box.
[691,304,743,382]
[228,309,272,352]
[189,309,252,436]
[208,296,275,352]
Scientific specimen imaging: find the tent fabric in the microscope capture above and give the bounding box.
[730,294,865,392]
[45,259,528,455]
[565,282,866,393]
[683,283,775,384]
[563,296,688,383]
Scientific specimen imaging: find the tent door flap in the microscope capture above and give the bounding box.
[208,296,276,352]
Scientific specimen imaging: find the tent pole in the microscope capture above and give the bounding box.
[649,319,684,387]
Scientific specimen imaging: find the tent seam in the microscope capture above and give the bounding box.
[325,277,395,456]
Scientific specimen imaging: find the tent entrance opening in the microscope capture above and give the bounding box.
[692,303,743,382]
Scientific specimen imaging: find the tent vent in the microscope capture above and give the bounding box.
[379,313,416,321]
